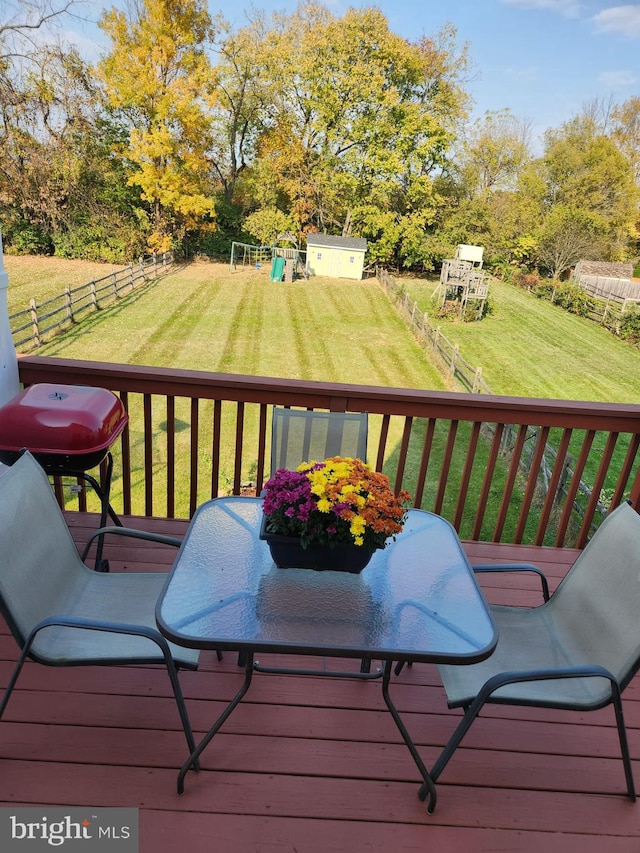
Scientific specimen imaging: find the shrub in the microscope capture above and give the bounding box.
[533,280,556,300]
[514,271,540,291]
[5,221,53,255]
[619,310,640,346]
[553,283,590,317]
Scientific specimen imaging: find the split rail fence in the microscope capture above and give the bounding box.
[9,252,174,351]
[376,267,609,530]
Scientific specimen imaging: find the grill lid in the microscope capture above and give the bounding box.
[0,384,128,455]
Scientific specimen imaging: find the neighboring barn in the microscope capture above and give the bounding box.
[305,234,367,280]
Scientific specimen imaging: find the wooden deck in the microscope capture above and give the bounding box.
[1,512,639,852]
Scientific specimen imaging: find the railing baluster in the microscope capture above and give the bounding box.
[577,432,619,547]
[454,421,481,531]
[120,391,131,516]
[472,422,503,540]
[233,402,245,494]
[393,416,413,494]
[166,396,176,518]
[256,403,268,492]
[611,433,640,509]
[515,426,550,544]
[556,431,596,546]
[189,398,199,516]
[210,400,222,499]
[434,420,458,516]
[413,418,436,508]
[143,393,153,516]
[493,424,528,542]
[535,427,573,545]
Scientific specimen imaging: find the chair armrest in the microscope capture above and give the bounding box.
[81,526,182,561]
[471,562,550,601]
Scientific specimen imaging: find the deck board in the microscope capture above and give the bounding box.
[0,511,638,852]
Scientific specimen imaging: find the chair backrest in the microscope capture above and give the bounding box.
[0,451,87,647]
[270,407,368,474]
[549,501,640,689]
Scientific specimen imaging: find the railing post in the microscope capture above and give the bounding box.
[30,298,40,347]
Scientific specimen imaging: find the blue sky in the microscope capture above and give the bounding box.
[66,0,640,150]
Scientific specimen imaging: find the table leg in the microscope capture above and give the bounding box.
[381,660,437,813]
[177,652,254,795]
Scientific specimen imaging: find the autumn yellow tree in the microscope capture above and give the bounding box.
[98,0,218,251]
[239,3,470,265]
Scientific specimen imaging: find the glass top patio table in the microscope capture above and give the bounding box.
[156,497,496,663]
[156,496,497,812]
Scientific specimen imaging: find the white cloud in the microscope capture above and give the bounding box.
[593,5,640,37]
[502,0,583,18]
[598,69,638,87]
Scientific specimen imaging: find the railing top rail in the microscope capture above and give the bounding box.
[17,354,640,433]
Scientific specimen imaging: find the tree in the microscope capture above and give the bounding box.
[0,43,142,259]
[540,115,639,262]
[537,206,604,279]
[98,0,219,251]
[239,3,470,266]
[455,109,532,196]
[209,15,272,204]
[1,0,75,58]
[612,97,640,186]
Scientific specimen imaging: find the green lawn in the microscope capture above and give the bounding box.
[34,262,447,391]
[402,276,640,403]
[9,258,639,535]
[4,255,125,315]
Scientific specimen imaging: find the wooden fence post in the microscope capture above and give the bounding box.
[30,298,40,347]
[90,281,97,310]
[473,366,482,393]
[450,343,459,378]
[112,272,118,300]
[65,285,73,322]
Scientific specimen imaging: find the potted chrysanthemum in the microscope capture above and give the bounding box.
[260,456,411,573]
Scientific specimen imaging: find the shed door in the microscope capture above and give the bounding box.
[329,250,343,278]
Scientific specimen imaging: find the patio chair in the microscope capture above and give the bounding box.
[0,450,200,760]
[249,407,372,677]
[270,407,368,473]
[424,501,640,804]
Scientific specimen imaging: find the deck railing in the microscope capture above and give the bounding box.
[16,354,640,549]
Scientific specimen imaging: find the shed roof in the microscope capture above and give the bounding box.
[574,260,634,279]
[305,233,367,252]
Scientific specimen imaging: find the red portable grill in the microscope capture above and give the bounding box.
[0,383,128,569]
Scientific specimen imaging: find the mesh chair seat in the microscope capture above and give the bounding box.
[28,571,199,667]
[0,450,199,764]
[440,603,614,709]
[428,501,640,805]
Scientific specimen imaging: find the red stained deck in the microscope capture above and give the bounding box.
[1,512,639,852]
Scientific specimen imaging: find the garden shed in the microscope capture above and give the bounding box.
[305,234,367,280]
